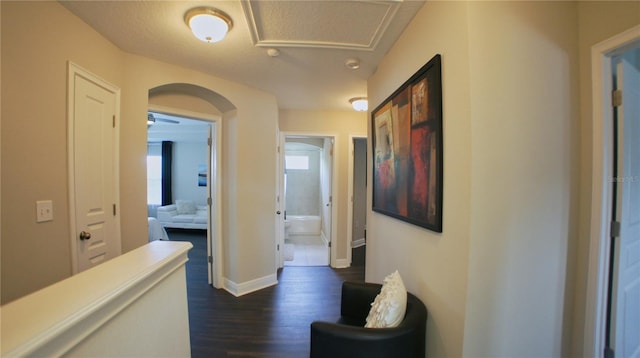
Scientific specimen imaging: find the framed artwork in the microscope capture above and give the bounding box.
[198,164,206,186]
[371,54,443,232]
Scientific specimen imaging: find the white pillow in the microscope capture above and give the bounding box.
[364,270,407,328]
[175,200,197,215]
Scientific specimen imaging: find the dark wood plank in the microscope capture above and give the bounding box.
[167,229,365,357]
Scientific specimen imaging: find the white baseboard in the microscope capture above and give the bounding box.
[321,231,330,246]
[223,273,278,297]
[352,238,366,248]
[334,258,350,268]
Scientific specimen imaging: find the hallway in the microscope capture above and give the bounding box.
[167,229,364,357]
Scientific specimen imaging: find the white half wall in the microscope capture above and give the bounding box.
[1,241,192,357]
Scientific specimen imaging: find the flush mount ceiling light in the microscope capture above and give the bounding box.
[349,97,368,112]
[267,48,280,57]
[184,7,233,43]
[345,58,360,70]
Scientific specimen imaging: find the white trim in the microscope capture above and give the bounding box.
[67,62,121,275]
[276,128,284,270]
[352,238,366,248]
[320,231,330,247]
[585,24,640,358]
[346,134,367,267]
[334,258,350,269]
[147,104,224,288]
[222,274,278,297]
[329,136,339,268]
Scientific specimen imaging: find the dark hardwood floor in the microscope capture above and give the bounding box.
[167,229,365,357]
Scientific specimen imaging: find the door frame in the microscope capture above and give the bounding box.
[67,62,121,274]
[148,104,223,288]
[278,132,338,267]
[585,24,640,357]
[346,134,367,266]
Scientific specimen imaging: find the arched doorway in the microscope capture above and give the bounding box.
[148,83,235,288]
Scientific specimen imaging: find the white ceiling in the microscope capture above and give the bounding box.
[147,112,211,143]
[60,0,425,111]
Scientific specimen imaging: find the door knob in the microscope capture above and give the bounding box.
[276,211,281,215]
[79,231,91,241]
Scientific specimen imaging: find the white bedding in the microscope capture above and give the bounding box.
[148,217,170,241]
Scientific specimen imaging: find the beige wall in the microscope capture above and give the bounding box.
[1,1,125,303]
[1,1,279,303]
[124,54,279,285]
[279,110,367,262]
[368,1,639,357]
[367,2,472,356]
[464,2,579,356]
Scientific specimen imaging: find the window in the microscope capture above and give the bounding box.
[147,155,162,205]
[285,155,309,170]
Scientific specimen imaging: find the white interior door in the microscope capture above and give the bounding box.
[69,63,121,273]
[610,51,640,358]
[206,121,223,288]
[277,132,285,269]
[320,138,334,265]
[207,125,214,285]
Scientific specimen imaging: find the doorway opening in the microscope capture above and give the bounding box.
[280,135,334,267]
[146,109,221,287]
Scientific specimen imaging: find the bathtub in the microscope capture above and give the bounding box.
[285,215,321,236]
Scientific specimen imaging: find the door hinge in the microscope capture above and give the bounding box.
[277,244,280,251]
[328,241,332,248]
[207,197,212,206]
[208,256,213,263]
[112,115,116,128]
[611,220,621,238]
[612,89,622,107]
[208,137,212,146]
[113,204,117,216]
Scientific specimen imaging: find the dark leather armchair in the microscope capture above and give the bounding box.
[310,281,427,358]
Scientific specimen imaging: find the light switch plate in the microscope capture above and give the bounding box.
[36,200,53,222]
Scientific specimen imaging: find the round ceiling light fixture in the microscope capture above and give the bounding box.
[184,7,233,43]
[349,97,368,112]
[345,58,360,70]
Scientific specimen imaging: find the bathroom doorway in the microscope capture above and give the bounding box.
[280,135,334,267]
